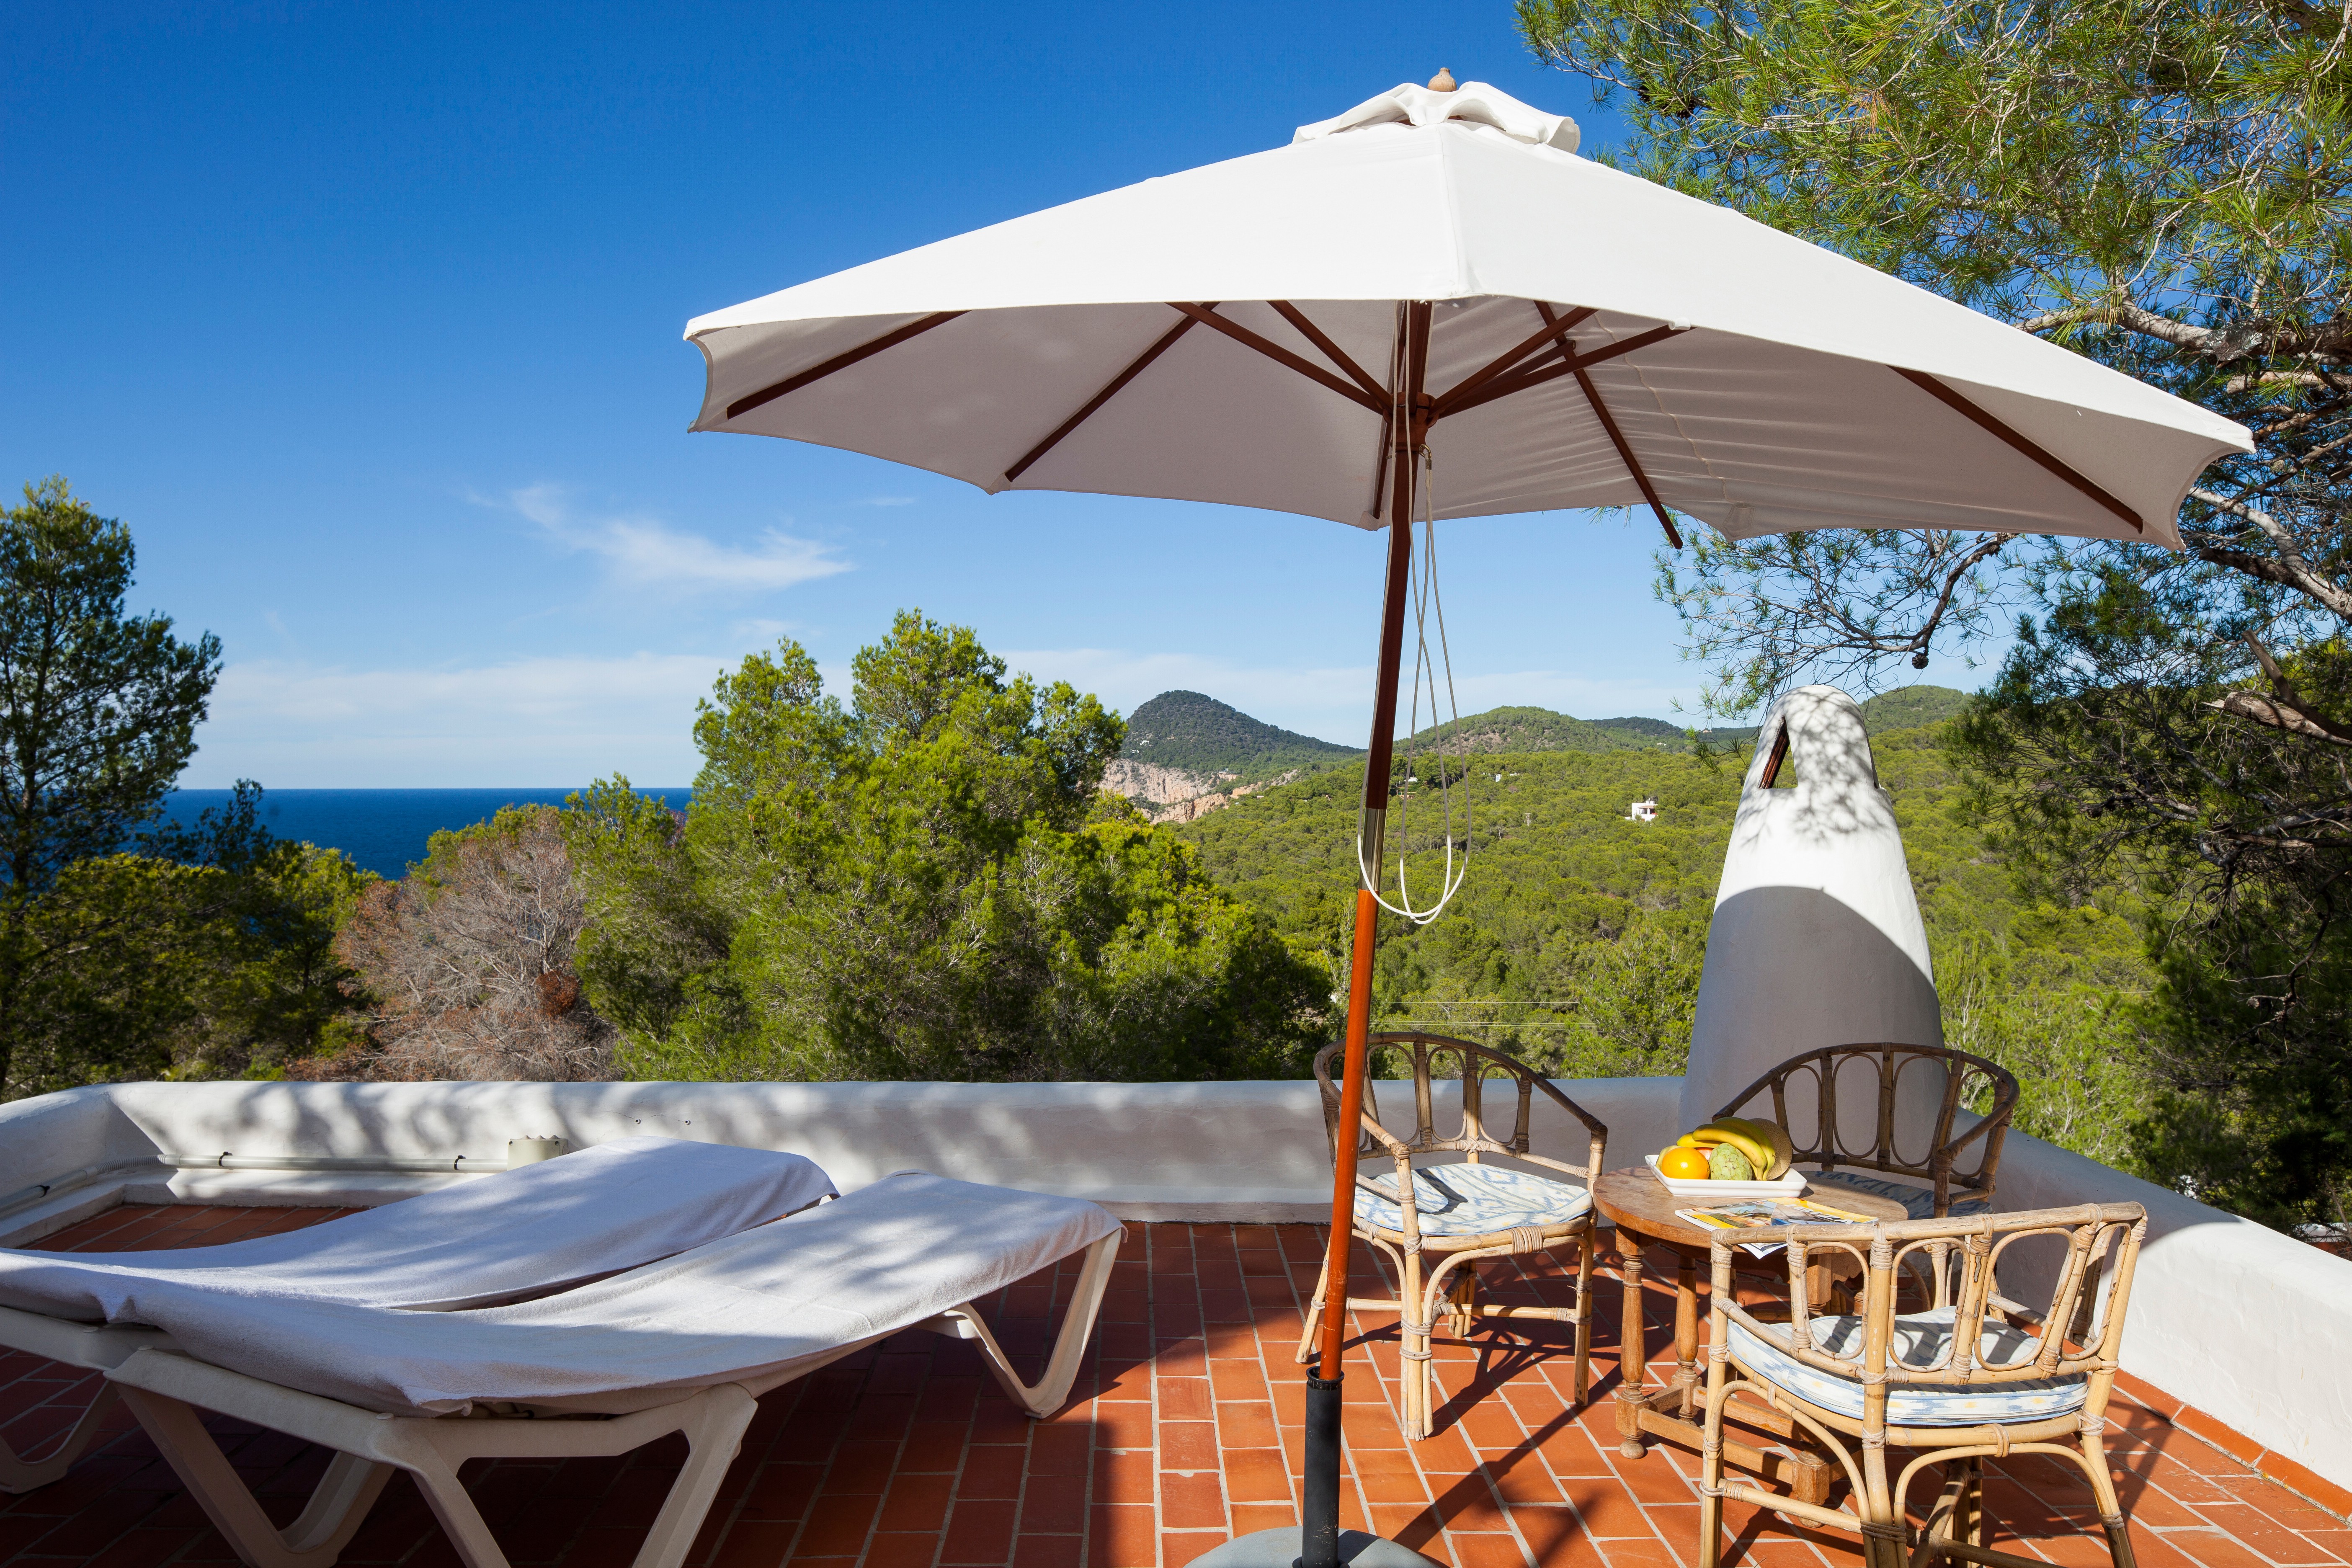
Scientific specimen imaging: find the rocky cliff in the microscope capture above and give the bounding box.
[1101,758,1300,825]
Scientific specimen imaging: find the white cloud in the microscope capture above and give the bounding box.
[730,617,800,644]
[503,485,850,595]
[192,653,732,787]
[189,644,1710,789]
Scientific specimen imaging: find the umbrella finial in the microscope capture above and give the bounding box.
[1428,67,1456,91]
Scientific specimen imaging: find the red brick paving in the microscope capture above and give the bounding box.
[0,1207,2342,1568]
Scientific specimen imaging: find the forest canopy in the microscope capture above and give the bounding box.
[1518,0,2352,1228]
[562,612,1331,1083]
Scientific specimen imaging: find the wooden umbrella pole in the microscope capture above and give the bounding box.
[1302,302,1431,1568]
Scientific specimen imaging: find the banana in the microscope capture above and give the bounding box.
[1674,1119,1777,1175]
[1751,1119,1797,1178]
[1720,1118,1795,1177]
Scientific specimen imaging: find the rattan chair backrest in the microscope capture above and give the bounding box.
[1712,1202,2146,1403]
[1311,1032,1607,1183]
[1713,1042,2020,1214]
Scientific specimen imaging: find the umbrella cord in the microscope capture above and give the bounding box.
[1358,444,1471,925]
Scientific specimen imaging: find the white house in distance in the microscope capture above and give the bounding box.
[1627,797,1658,822]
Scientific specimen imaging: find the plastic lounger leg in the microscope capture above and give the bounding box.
[119,1367,757,1568]
[939,1233,1122,1418]
[0,1382,125,1494]
[413,1384,759,1568]
[397,1446,508,1568]
[622,1385,756,1568]
[115,1387,393,1568]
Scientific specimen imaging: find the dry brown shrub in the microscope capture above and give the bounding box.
[328,806,614,1080]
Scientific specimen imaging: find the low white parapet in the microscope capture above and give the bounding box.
[0,1078,2342,1493]
[0,1076,1683,1233]
[1987,1128,2350,1494]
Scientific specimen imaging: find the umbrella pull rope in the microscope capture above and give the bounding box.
[1357,446,1470,926]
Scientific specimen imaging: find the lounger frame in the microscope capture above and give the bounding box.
[103,1230,1123,1568]
[0,1306,165,1491]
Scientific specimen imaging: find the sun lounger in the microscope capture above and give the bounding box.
[103,1172,1122,1568]
[0,1136,834,1492]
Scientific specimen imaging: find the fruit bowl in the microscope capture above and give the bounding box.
[1644,1153,1810,1201]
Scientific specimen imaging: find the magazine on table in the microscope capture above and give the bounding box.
[1676,1197,1882,1258]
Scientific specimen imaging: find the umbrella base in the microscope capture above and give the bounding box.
[1189,1529,1441,1568]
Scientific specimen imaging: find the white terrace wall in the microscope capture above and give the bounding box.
[0,1077,2344,1492]
[0,1078,1685,1230]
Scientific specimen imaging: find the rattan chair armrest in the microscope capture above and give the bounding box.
[1509,1151,1598,1183]
[1706,1267,1874,1383]
[1936,1110,2008,1163]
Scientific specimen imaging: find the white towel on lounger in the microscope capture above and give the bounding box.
[109,1172,1118,1417]
[0,1136,835,1319]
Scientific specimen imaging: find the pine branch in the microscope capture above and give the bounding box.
[2206,690,2352,746]
[2187,488,2352,619]
[2018,303,2351,363]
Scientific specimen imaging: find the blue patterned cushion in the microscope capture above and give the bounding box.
[1806,1171,1992,1220]
[1355,1162,1594,1237]
[1727,1305,2086,1426]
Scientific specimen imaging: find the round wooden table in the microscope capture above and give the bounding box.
[1593,1166,1907,1506]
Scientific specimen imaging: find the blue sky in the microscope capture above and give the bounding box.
[5,3,1992,788]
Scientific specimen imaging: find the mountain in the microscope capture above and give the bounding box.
[1585,715,1688,743]
[1407,707,1627,755]
[1588,716,1763,750]
[1107,688,1976,816]
[1120,689,1359,775]
[1407,707,1758,755]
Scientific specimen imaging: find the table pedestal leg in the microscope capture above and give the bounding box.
[1615,1235,1647,1459]
[1673,1252,1700,1419]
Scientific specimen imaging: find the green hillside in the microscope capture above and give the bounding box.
[1119,690,1359,781]
[1408,706,1627,754]
[1170,717,2156,1171]
[1122,689,1981,785]
[1857,685,1973,731]
[1406,706,1763,755]
[1589,715,1762,750]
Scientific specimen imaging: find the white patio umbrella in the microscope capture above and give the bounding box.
[683,77,2249,1568]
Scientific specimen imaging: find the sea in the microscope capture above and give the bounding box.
[158,789,694,880]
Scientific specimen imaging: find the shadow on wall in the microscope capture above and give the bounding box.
[1684,886,1946,1151]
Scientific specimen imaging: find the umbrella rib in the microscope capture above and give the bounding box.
[722,311,967,421]
[1269,302,1387,402]
[1366,410,1394,525]
[1546,301,1682,549]
[1166,303,1386,413]
[1431,305,1599,413]
[1435,324,1686,422]
[1892,368,2143,533]
[1002,314,1203,484]
[1571,364,1682,549]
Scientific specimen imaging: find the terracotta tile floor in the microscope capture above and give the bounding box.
[0,1207,2344,1568]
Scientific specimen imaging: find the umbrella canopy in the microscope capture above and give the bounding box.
[682,78,2251,1568]
[688,80,2249,547]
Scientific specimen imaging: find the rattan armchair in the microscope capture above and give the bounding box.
[1294,1032,1608,1440]
[1697,1202,2148,1568]
[1715,1043,2022,1221]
